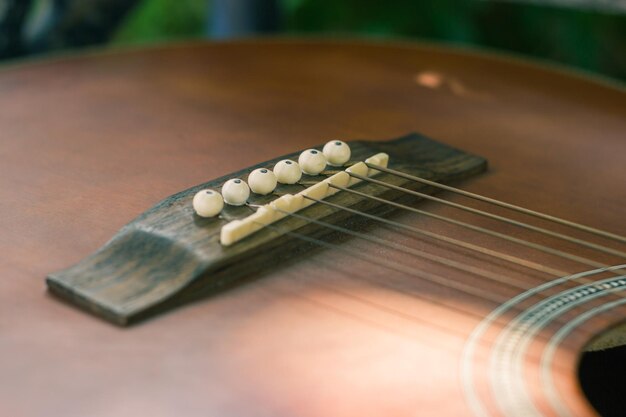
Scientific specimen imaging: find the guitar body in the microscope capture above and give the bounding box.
[0,40,624,417]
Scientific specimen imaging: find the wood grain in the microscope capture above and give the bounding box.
[0,39,625,417]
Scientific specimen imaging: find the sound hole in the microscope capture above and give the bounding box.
[579,345,626,417]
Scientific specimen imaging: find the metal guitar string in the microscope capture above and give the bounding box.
[273,207,529,290]
[252,209,626,343]
[264,162,626,278]
[253,214,504,304]
[365,162,626,245]
[240,163,626,330]
[348,171,626,259]
[338,168,626,286]
[327,183,617,272]
[254,218,528,349]
[269,203,625,293]
[251,164,626,417]
[257,219,626,379]
[299,195,626,313]
[302,195,568,278]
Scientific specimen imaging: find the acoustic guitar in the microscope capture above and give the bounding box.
[1,40,624,417]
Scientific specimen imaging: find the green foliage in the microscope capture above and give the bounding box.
[112,0,626,80]
[285,0,626,80]
[113,0,208,44]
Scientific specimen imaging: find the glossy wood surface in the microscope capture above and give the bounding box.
[0,40,625,417]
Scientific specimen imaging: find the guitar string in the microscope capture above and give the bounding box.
[336,167,626,303]
[301,195,569,277]
[300,195,626,313]
[232,164,625,328]
[257,219,590,353]
[253,211,505,304]
[290,173,626,387]
[256,220,538,353]
[271,205,625,294]
[273,207,530,291]
[235,209,592,373]
[253,210,626,341]
[365,162,626,245]
[327,184,619,273]
[347,172,626,259]
[231,165,626,355]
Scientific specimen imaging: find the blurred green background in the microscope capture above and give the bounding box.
[1,0,625,82]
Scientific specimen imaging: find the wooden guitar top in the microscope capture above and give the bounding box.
[0,40,625,417]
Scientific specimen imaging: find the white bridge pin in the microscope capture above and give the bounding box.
[222,179,250,206]
[323,140,351,166]
[220,151,391,246]
[248,168,277,195]
[273,159,302,184]
[192,189,224,217]
[298,149,327,175]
